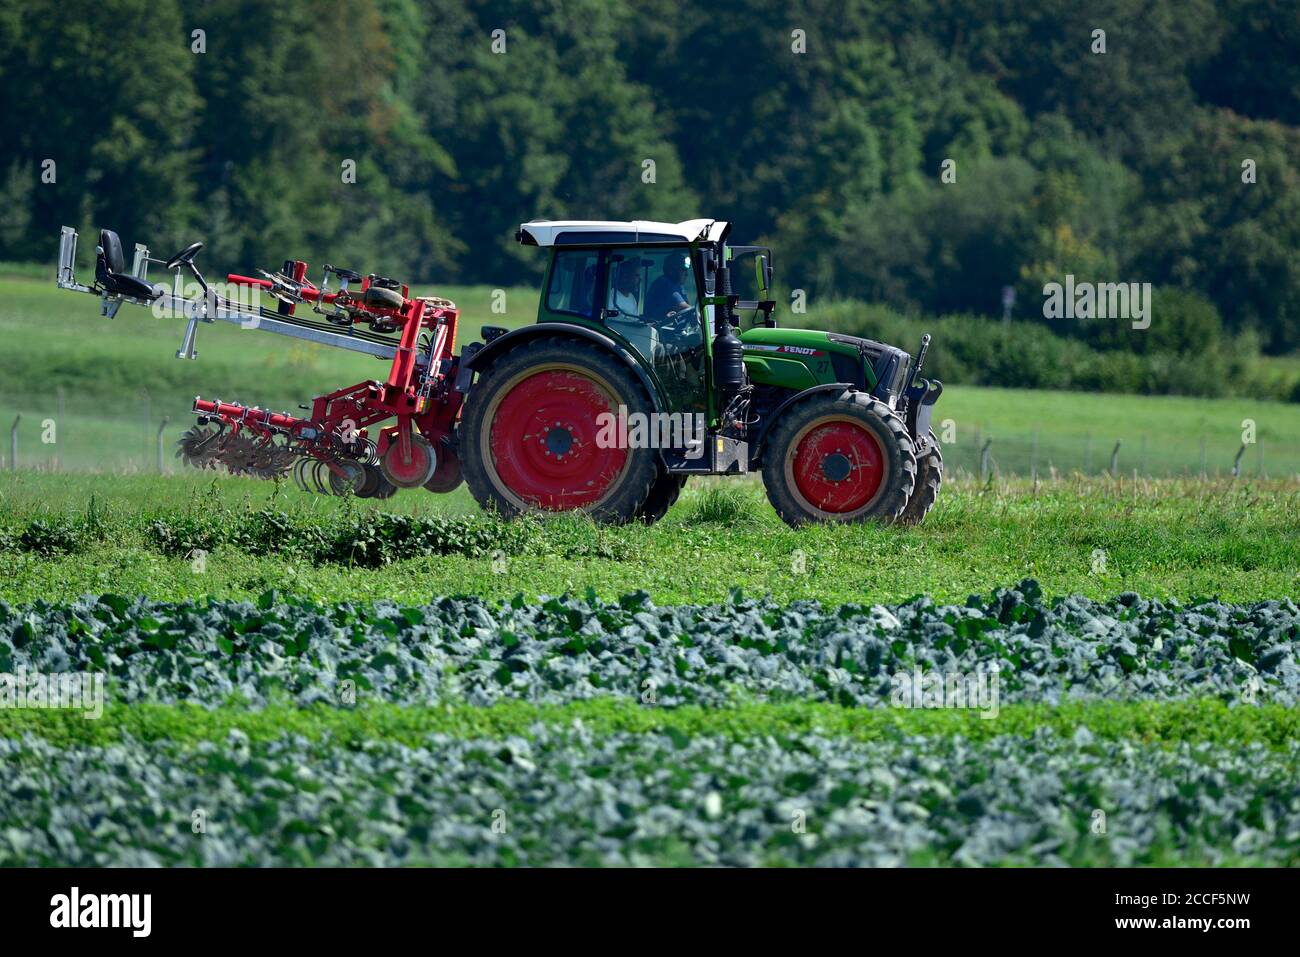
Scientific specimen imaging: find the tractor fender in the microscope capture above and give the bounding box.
[750,382,857,466]
[464,322,665,411]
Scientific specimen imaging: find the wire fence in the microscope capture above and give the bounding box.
[0,394,1297,480]
[943,425,1296,481]
[0,390,189,474]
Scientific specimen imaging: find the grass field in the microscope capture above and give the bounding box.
[1,471,1297,605]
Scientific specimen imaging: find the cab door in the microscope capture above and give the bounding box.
[601,246,708,415]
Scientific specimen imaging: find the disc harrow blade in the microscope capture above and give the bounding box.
[216,434,258,476]
[176,424,223,471]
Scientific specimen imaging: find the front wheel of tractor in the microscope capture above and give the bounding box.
[761,391,916,527]
[896,430,942,525]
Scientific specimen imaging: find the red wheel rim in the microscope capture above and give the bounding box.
[383,436,435,486]
[487,367,628,510]
[789,419,885,514]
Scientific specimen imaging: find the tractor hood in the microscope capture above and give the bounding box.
[826,332,912,400]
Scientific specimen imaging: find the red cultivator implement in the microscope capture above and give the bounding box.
[57,226,464,497]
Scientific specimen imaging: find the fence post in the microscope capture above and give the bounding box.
[9,414,19,470]
[1110,441,1121,479]
[156,416,170,474]
[979,438,992,483]
[1231,443,1246,478]
[1030,429,1039,483]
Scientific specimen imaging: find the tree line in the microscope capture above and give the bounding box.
[2,0,1298,357]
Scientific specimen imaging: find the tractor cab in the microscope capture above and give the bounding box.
[513,219,774,418]
[454,218,941,526]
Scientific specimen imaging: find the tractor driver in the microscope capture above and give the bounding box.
[646,255,691,323]
[606,260,662,362]
[609,260,641,318]
[645,254,701,353]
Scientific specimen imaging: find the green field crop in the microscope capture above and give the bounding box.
[1,584,1295,866]
[3,729,1297,866]
[2,483,1296,865]
[2,586,1296,708]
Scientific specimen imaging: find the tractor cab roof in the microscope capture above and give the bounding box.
[516,219,731,247]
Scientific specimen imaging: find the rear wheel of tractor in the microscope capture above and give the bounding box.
[897,430,942,525]
[424,447,464,494]
[762,391,916,527]
[635,469,687,524]
[461,339,657,523]
[381,432,437,488]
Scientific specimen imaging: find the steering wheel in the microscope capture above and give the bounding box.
[664,305,700,336]
[165,242,204,269]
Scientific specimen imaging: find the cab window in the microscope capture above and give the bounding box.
[605,248,699,328]
[545,250,599,318]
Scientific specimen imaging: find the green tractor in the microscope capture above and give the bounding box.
[457,219,943,527]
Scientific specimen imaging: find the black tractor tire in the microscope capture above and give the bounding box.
[897,430,943,526]
[761,391,916,527]
[635,469,688,524]
[461,339,658,524]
